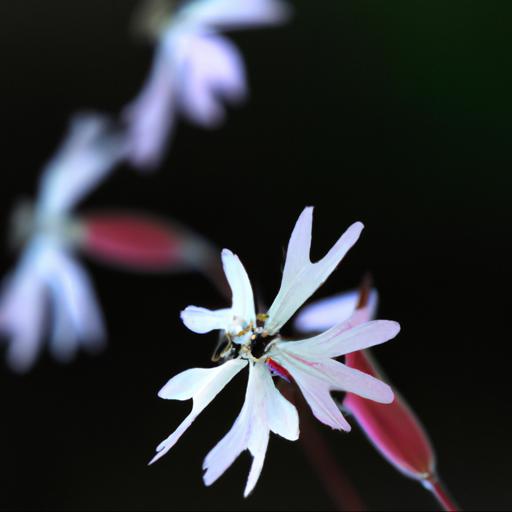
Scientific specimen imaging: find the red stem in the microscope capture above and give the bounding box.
[424,476,460,512]
[299,411,365,511]
[279,382,365,511]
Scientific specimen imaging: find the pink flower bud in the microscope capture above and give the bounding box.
[344,349,436,481]
[79,212,187,271]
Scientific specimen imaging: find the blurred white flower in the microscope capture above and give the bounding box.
[294,285,379,334]
[151,207,400,496]
[124,0,291,169]
[0,113,126,372]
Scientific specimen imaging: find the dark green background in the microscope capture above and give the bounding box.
[0,1,510,510]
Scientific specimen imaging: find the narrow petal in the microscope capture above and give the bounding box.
[314,358,393,404]
[177,32,247,127]
[203,362,298,496]
[123,49,176,170]
[182,0,291,29]
[37,113,125,216]
[47,277,81,362]
[266,207,364,334]
[0,264,46,373]
[265,373,300,442]
[27,242,103,362]
[278,320,400,361]
[244,426,269,498]
[221,249,255,325]
[272,352,351,431]
[294,288,379,334]
[150,358,247,464]
[202,391,254,488]
[158,365,237,401]
[180,306,232,334]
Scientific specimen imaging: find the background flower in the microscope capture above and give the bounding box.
[124,0,291,169]
[0,113,123,372]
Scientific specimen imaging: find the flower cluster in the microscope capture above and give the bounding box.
[1,0,291,372]
[0,2,435,509]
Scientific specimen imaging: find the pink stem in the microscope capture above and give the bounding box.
[424,475,460,512]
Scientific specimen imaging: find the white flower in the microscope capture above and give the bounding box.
[151,207,401,496]
[124,0,291,169]
[0,113,125,372]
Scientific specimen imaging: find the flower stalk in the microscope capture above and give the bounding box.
[279,380,365,511]
[295,276,461,511]
[424,476,460,512]
[345,279,461,511]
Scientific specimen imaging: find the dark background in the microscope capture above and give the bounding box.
[0,1,511,510]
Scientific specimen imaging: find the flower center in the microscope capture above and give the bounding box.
[212,314,278,363]
[241,314,278,361]
[248,330,275,360]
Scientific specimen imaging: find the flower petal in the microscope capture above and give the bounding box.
[244,431,268,498]
[294,288,378,334]
[180,306,232,334]
[0,237,104,372]
[37,113,125,216]
[47,278,81,362]
[221,249,256,326]
[313,357,393,404]
[266,207,364,334]
[176,31,247,127]
[203,362,298,497]
[182,0,291,30]
[150,358,247,465]
[271,352,351,431]
[123,48,176,170]
[265,374,299,443]
[0,262,46,373]
[42,247,106,353]
[279,320,400,361]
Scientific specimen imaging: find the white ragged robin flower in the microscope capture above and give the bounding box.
[151,207,401,496]
[125,0,291,168]
[0,113,126,372]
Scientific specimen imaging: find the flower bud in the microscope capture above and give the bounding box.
[79,212,194,271]
[344,349,436,481]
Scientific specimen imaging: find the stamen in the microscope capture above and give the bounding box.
[211,334,233,362]
[237,321,253,338]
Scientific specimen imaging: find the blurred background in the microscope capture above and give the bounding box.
[0,0,511,510]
